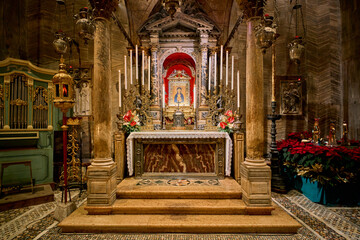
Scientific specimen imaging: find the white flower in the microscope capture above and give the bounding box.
[123,122,129,125]
[228,123,234,129]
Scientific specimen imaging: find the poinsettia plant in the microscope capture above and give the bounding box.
[278,132,360,187]
[122,110,140,133]
[217,110,235,134]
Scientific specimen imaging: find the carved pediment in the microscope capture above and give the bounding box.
[138,11,219,36]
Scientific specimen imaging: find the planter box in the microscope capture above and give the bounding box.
[294,176,360,206]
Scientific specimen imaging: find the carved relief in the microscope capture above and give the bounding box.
[280,79,302,115]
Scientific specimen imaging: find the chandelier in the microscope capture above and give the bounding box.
[255,14,279,53]
[74,7,95,44]
[162,0,182,19]
[288,0,306,64]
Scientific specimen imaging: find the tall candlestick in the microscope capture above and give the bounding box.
[220,45,223,81]
[231,55,234,90]
[194,85,196,109]
[142,50,145,86]
[135,45,138,80]
[118,70,121,107]
[130,49,133,85]
[148,56,151,91]
[124,55,127,90]
[214,51,217,87]
[272,45,276,101]
[162,84,165,108]
[208,56,212,91]
[237,70,240,109]
[225,50,229,87]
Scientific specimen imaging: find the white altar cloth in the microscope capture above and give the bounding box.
[126,131,233,176]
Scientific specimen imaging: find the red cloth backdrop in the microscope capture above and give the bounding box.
[164,64,195,105]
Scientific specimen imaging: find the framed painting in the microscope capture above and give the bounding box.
[168,81,190,107]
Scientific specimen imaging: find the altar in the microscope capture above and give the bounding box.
[126,131,232,178]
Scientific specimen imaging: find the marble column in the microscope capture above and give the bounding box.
[240,17,272,210]
[200,45,208,107]
[86,16,117,213]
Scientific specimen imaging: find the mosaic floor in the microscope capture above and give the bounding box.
[0,187,359,240]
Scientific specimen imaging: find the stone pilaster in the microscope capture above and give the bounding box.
[240,17,272,209]
[149,31,161,129]
[86,1,118,213]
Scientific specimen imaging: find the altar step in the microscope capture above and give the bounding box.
[59,205,301,233]
[112,199,247,215]
[116,177,242,199]
[59,177,302,233]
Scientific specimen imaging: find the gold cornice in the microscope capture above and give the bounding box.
[0,58,57,75]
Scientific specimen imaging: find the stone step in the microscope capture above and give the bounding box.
[59,205,301,233]
[116,177,242,199]
[112,199,247,215]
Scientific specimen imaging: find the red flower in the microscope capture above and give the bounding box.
[130,121,137,127]
[224,110,233,117]
[123,110,132,122]
[220,122,227,129]
[227,117,235,123]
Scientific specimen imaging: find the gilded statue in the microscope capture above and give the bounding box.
[312,118,320,143]
[328,120,336,146]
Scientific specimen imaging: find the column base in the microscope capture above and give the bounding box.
[240,161,273,208]
[86,162,117,214]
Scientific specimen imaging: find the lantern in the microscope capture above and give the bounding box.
[52,56,75,113]
[53,30,68,54]
[74,7,95,44]
[288,36,305,64]
[255,15,278,53]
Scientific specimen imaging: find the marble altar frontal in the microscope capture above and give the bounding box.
[126,131,233,178]
[143,143,216,173]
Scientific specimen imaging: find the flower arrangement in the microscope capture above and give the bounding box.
[217,110,235,134]
[278,132,360,187]
[122,110,140,133]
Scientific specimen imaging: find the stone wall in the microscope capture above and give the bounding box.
[340,0,360,140]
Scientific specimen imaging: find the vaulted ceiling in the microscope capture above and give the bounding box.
[124,0,235,45]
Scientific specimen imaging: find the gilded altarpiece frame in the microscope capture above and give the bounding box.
[134,138,225,179]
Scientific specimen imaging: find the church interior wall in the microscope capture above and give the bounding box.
[1,0,359,158]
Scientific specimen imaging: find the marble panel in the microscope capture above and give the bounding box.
[143,143,216,173]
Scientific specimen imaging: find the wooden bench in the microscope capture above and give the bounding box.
[0,160,34,197]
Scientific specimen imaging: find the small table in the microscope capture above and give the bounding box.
[0,160,34,197]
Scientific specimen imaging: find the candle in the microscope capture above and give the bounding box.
[130,49,133,85]
[208,56,212,91]
[220,45,223,81]
[272,45,276,101]
[231,55,234,90]
[135,45,138,80]
[124,55,127,90]
[118,70,121,107]
[237,70,240,109]
[225,50,229,87]
[194,85,196,109]
[162,84,165,108]
[214,51,217,87]
[148,56,151,91]
[142,50,145,86]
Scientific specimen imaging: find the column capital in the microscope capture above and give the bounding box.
[236,0,265,20]
[91,0,118,20]
[209,47,218,55]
